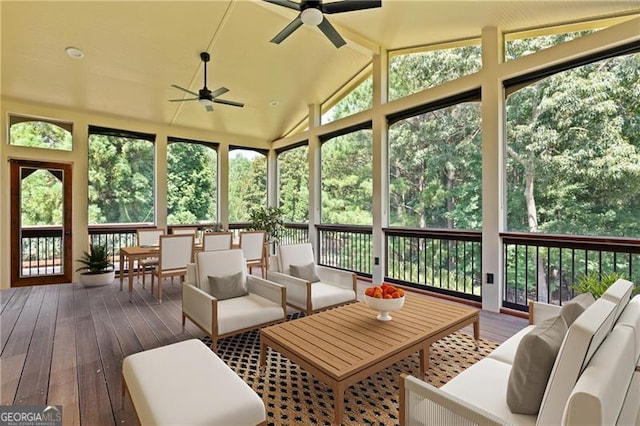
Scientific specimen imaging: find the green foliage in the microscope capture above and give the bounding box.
[572,271,624,299]
[248,206,285,242]
[88,134,155,224]
[229,151,267,222]
[76,244,114,274]
[278,146,309,222]
[167,142,216,224]
[9,121,72,151]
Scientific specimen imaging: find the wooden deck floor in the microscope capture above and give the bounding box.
[0,279,528,425]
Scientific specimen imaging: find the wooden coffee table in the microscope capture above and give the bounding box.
[259,295,479,425]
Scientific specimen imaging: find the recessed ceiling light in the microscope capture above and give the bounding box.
[65,47,85,59]
[269,100,279,107]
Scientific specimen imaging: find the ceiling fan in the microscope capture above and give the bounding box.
[265,0,381,48]
[169,52,244,112]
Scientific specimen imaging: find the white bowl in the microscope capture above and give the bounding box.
[364,295,405,321]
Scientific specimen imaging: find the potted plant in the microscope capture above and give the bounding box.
[572,271,624,299]
[76,244,115,287]
[248,206,285,244]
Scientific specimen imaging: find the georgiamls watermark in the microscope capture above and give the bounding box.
[0,406,62,426]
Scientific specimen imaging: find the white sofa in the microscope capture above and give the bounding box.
[400,279,640,426]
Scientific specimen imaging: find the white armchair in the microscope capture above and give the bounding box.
[182,249,286,352]
[267,243,357,315]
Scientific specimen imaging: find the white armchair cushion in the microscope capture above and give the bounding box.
[196,249,246,294]
[601,278,634,322]
[311,282,356,311]
[278,243,316,275]
[217,293,284,335]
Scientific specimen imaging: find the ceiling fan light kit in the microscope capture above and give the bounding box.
[265,0,382,48]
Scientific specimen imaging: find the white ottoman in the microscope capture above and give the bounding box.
[122,339,265,425]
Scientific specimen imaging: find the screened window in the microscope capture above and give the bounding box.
[277,144,309,223]
[167,138,218,225]
[505,49,640,238]
[506,30,597,60]
[87,126,155,224]
[321,125,373,225]
[9,116,72,151]
[388,95,482,230]
[322,74,373,124]
[389,42,481,101]
[228,148,267,222]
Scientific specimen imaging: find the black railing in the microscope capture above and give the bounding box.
[386,228,482,302]
[21,226,63,276]
[317,224,373,276]
[281,223,309,245]
[502,232,640,311]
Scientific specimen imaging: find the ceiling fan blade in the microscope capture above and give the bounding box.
[318,17,346,48]
[322,0,381,14]
[263,0,301,11]
[171,84,199,97]
[213,98,244,108]
[211,86,230,98]
[271,15,303,44]
[205,104,214,112]
[169,97,199,102]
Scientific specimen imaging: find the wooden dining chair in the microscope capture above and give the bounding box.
[202,232,233,252]
[136,227,165,287]
[239,231,267,278]
[171,226,200,250]
[150,234,194,302]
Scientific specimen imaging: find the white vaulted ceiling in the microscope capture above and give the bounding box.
[2,1,639,142]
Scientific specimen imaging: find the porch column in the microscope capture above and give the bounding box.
[155,132,168,229]
[218,143,229,230]
[372,50,389,285]
[308,104,322,254]
[481,26,506,312]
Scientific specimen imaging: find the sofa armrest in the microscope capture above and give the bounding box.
[400,374,508,426]
[528,300,562,325]
[182,283,215,334]
[246,275,286,308]
[316,266,357,292]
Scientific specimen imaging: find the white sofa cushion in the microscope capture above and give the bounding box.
[537,297,618,426]
[562,325,636,426]
[441,357,536,426]
[617,371,640,426]
[122,339,265,425]
[616,294,640,363]
[601,278,634,322]
[488,324,535,365]
[217,293,284,335]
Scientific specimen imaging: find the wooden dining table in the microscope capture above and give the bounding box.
[118,245,160,299]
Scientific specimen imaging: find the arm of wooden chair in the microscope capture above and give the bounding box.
[182,283,216,334]
[246,275,286,309]
[185,263,197,286]
[399,374,508,426]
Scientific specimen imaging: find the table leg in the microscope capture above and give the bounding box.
[259,339,267,375]
[128,255,134,301]
[332,382,345,426]
[473,316,480,350]
[119,250,124,291]
[420,343,430,378]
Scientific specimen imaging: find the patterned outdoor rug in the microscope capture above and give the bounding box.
[201,313,498,425]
